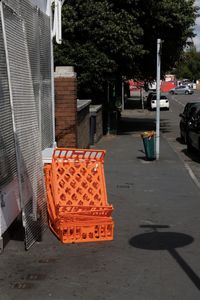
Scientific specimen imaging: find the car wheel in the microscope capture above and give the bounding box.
[186,137,194,152]
[187,141,192,152]
[180,132,185,143]
[185,91,189,95]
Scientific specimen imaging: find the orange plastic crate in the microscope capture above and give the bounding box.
[44,163,113,220]
[49,217,114,243]
[51,149,109,207]
[44,148,114,244]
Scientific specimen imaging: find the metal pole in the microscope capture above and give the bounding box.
[49,2,57,147]
[141,87,144,110]
[107,82,110,135]
[122,79,124,111]
[156,39,161,160]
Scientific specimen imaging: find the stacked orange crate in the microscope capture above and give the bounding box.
[44,148,114,243]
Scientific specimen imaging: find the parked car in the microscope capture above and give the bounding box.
[169,85,194,95]
[148,81,157,91]
[146,92,156,109]
[179,101,200,143]
[150,94,169,110]
[181,79,197,89]
[186,109,200,152]
[187,82,196,89]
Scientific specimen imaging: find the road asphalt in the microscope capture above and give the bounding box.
[1,105,200,299]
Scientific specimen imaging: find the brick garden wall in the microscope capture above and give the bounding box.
[54,73,77,148]
[54,67,103,149]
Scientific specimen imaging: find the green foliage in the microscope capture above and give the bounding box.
[54,0,143,98]
[175,47,200,80]
[54,0,198,99]
[131,0,198,78]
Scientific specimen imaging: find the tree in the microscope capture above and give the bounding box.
[115,0,198,79]
[175,47,200,80]
[54,0,198,99]
[54,0,143,99]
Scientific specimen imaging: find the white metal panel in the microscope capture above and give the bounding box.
[0,0,56,249]
[0,8,20,237]
[0,180,21,235]
[30,0,48,15]
[1,2,47,249]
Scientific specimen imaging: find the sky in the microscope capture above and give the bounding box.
[194,0,200,50]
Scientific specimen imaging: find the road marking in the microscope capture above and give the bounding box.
[172,97,185,107]
[184,163,200,189]
[167,92,200,188]
[163,134,200,189]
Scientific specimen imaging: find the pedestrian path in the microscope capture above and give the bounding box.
[97,128,200,299]
[1,112,200,300]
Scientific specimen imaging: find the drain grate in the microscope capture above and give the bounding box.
[117,184,130,189]
[22,274,46,281]
[11,282,34,289]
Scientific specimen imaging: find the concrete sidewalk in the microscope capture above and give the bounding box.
[1,112,200,299]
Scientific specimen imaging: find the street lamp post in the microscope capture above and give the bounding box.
[107,81,110,135]
[122,79,124,111]
[156,38,162,160]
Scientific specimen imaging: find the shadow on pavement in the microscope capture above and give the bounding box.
[175,136,200,163]
[160,119,172,134]
[119,117,172,135]
[119,117,155,135]
[119,98,172,134]
[129,225,200,290]
[176,137,185,145]
[182,149,200,164]
[2,217,25,250]
[125,98,147,110]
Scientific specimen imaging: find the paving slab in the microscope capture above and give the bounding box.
[0,111,200,299]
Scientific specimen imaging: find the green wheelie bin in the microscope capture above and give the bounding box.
[141,131,155,160]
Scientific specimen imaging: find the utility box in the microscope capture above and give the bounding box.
[89,105,103,145]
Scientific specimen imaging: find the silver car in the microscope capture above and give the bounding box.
[169,85,194,95]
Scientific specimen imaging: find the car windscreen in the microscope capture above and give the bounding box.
[183,103,200,117]
[152,95,167,100]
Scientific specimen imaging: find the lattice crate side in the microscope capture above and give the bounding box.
[52,218,114,243]
[55,214,113,224]
[53,148,106,162]
[57,205,113,218]
[44,164,57,222]
[43,164,113,224]
[51,148,109,209]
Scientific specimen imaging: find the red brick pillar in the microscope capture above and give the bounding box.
[54,67,77,147]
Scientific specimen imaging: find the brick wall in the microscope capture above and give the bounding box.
[54,67,103,149]
[54,67,77,147]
